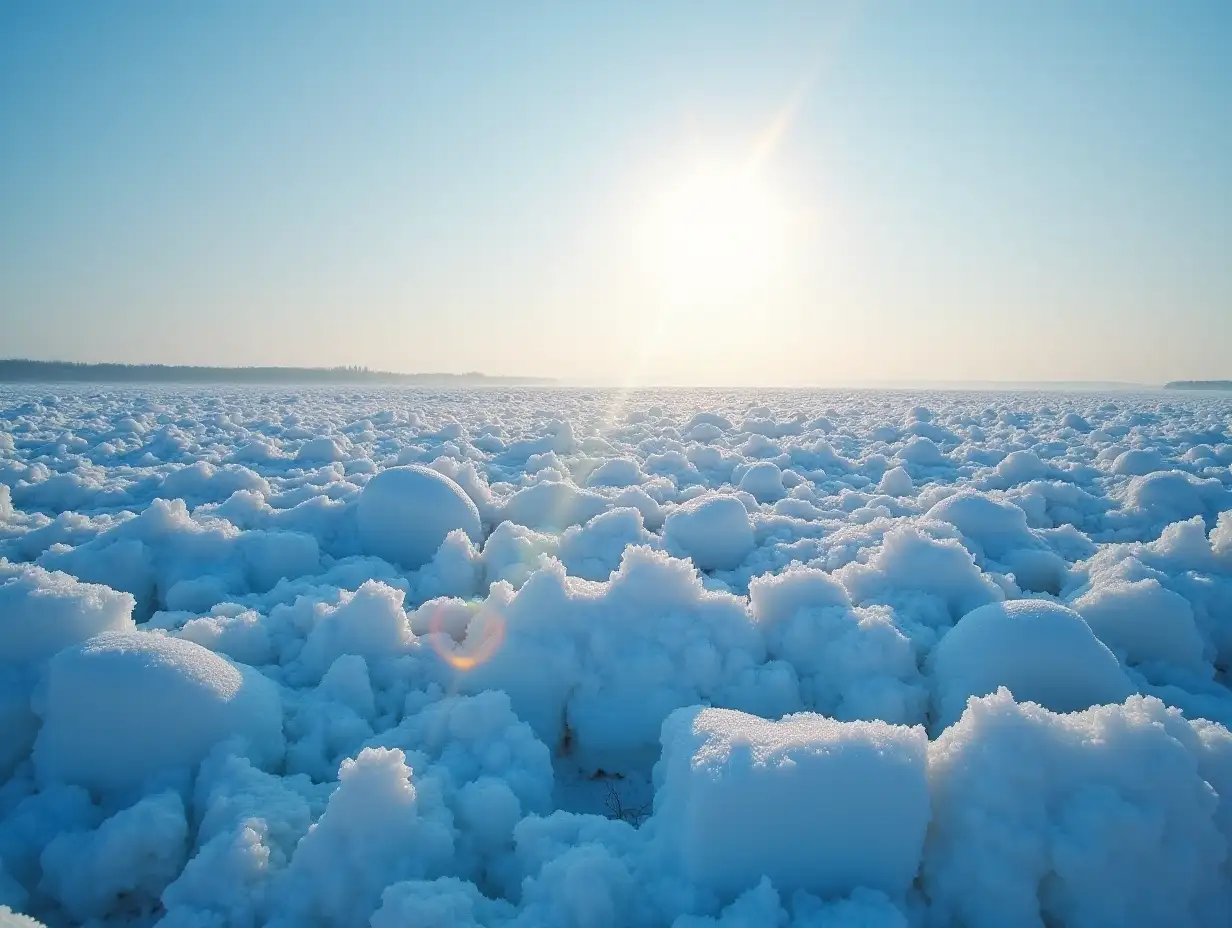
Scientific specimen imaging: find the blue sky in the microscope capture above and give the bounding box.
[1,2,1229,384]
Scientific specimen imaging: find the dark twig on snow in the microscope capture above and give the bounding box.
[603,781,651,826]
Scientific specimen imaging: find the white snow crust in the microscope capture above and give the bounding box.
[0,385,1230,927]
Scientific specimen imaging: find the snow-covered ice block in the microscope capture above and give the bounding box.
[33,631,284,791]
[926,689,1232,928]
[0,563,135,663]
[738,461,785,503]
[0,564,137,778]
[663,494,754,571]
[39,790,188,922]
[653,706,930,899]
[1072,577,1207,671]
[273,747,455,926]
[925,491,1036,559]
[929,599,1134,730]
[357,464,483,570]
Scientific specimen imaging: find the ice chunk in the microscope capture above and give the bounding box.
[273,747,455,926]
[738,462,785,503]
[39,791,187,922]
[653,706,930,900]
[929,599,1134,730]
[663,495,754,571]
[0,564,135,663]
[358,465,483,570]
[925,491,1035,559]
[1072,578,1207,672]
[926,690,1232,928]
[33,631,284,791]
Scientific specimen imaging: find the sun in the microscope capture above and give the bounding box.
[636,161,794,312]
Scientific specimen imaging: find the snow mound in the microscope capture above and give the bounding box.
[1128,470,1223,524]
[929,599,1134,730]
[1112,448,1170,476]
[295,435,347,463]
[654,706,930,900]
[40,790,188,922]
[0,564,135,663]
[298,579,413,679]
[750,566,926,724]
[926,689,1232,928]
[0,565,137,779]
[840,525,1003,625]
[898,436,946,466]
[877,465,913,496]
[738,462,784,503]
[995,450,1048,485]
[33,631,284,791]
[501,480,607,530]
[274,747,454,926]
[585,457,644,487]
[663,495,754,571]
[1073,578,1207,671]
[357,465,483,570]
[926,491,1035,560]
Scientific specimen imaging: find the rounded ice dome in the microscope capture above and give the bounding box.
[739,461,785,503]
[664,494,755,571]
[358,465,483,570]
[33,631,284,791]
[1111,448,1169,476]
[925,491,1034,560]
[929,599,1134,731]
[995,450,1047,485]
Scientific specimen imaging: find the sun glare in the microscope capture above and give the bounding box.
[638,162,793,310]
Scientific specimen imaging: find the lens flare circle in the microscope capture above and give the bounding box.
[426,599,506,672]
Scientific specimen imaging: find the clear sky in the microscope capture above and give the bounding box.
[1,2,1229,385]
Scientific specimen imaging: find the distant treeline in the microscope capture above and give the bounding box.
[0,359,554,386]
[1164,381,1232,391]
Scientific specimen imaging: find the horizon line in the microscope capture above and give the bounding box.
[2,359,1228,391]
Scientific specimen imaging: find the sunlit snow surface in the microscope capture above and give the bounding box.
[3,386,1232,927]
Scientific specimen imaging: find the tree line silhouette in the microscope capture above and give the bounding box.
[0,360,552,385]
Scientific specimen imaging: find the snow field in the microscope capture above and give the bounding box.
[0,386,1230,926]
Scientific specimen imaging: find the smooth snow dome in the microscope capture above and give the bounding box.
[1128,469,1225,524]
[1,385,1232,928]
[898,436,946,466]
[585,457,644,487]
[655,706,930,899]
[296,435,349,463]
[663,493,755,570]
[996,449,1048,484]
[930,599,1135,730]
[738,461,785,502]
[33,631,284,791]
[357,464,482,570]
[926,491,1035,560]
[1112,447,1171,476]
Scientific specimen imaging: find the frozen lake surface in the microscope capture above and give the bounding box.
[2,385,1232,927]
